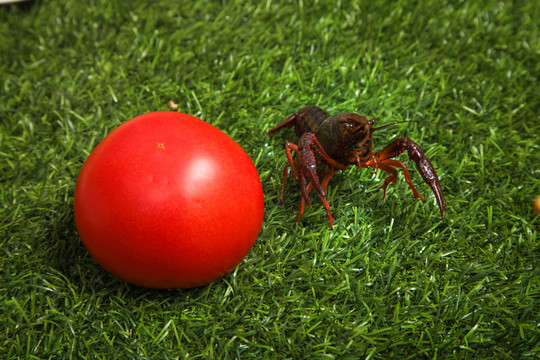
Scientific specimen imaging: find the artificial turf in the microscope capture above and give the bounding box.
[1,0,539,358]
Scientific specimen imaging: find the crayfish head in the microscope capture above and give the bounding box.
[337,114,372,140]
[324,113,375,164]
[335,114,375,163]
[317,113,376,164]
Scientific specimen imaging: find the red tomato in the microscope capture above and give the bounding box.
[74,111,264,289]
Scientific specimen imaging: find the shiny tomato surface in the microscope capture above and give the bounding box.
[74,111,264,288]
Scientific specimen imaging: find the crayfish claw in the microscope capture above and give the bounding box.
[414,157,446,216]
[424,174,446,216]
[371,137,447,217]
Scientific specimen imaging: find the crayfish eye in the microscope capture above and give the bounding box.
[343,122,355,131]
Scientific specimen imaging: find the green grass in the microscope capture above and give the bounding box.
[1,0,539,358]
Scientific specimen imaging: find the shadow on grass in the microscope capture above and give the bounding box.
[44,205,212,305]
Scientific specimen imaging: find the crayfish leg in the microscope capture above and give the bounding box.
[279,162,289,202]
[317,167,338,229]
[376,160,424,201]
[294,184,336,230]
[294,166,339,229]
[284,142,299,179]
[276,130,346,229]
[277,142,300,202]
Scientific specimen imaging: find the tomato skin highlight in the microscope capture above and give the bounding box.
[74,111,264,289]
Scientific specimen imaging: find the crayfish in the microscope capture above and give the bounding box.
[268,105,446,229]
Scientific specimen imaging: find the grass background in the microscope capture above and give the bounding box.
[1,0,539,358]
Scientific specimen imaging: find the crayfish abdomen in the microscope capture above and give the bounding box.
[269,105,446,229]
